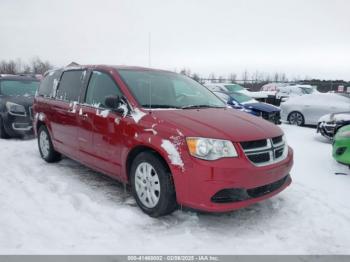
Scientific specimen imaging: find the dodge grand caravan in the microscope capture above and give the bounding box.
[33,65,293,217]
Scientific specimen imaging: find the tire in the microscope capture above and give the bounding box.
[37,125,61,163]
[0,117,10,139]
[288,111,304,126]
[130,151,177,217]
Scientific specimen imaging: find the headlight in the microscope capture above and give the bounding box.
[186,137,238,160]
[6,102,26,116]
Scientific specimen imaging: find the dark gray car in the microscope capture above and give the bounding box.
[0,75,39,138]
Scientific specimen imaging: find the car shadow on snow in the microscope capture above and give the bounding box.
[53,156,286,229]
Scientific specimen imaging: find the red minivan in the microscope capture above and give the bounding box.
[33,65,293,217]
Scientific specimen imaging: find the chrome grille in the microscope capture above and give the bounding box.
[240,135,287,166]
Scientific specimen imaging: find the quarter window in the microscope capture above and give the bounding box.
[38,70,61,97]
[56,70,84,101]
[85,71,122,107]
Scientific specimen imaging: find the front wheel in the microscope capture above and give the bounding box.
[130,152,177,217]
[38,125,61,163]
[288,111,304,126]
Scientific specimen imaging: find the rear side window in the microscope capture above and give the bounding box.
[56,70,84,101]
[38,71,61,97]
[85,71,122,107]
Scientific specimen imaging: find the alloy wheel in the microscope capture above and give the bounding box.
[289,112,304,126]
[134,162,161,208]
[39,130,50,158]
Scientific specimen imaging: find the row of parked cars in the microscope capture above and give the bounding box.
[204,81,350,168]
[263,82,350,168]
[0,67,294,217]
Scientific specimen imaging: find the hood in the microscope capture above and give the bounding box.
[243,102,280,113]
[151,108,283,142]
[318,112,350,123]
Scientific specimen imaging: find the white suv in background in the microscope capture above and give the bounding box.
[276,85,318,101]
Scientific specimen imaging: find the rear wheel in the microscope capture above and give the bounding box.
[0,117,10,139]
[288,111,304,126]
[38,125,61,163]
[130,151,177,217]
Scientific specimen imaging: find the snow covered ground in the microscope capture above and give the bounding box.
[1,124,350,254]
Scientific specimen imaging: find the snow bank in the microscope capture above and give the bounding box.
[1,125,350,254]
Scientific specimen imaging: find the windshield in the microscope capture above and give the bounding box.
[300,87,314,94]
[0,80,39,96]
[230,92,255,103]
[118,70,226,109]
[223,84,244,92]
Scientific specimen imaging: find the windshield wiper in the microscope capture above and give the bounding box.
[142,104,181,109]
[181,105,225,109]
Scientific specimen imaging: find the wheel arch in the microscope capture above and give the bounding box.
[125,145,172,183]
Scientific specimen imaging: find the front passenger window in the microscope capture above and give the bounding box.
[85,71,122,108]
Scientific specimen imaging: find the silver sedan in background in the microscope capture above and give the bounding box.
[280,93,350,126]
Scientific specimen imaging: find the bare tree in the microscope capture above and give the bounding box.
[0,60,17,74]
[229,73,237,83]
[191,73,201,83]
[264,73,271,82]
[280,73,287,82]
[180,68,187,75]
[209,73,216,82]
[252,70,260,82]
[242,70,249,84]
[30,57,53,74]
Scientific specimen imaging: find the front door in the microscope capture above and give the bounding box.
[78,70,126,177]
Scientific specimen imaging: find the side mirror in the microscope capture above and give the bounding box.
[105,95,121,109]
[104,95,128,115]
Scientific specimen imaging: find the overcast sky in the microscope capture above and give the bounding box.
[0,0,349,80]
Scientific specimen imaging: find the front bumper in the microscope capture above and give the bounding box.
[2,112,33,137]
[174,147,293,212]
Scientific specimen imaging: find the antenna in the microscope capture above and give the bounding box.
[148,32,151,67]
[148,32,152,110]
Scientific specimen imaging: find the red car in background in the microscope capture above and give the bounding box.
[33,65,293,217]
